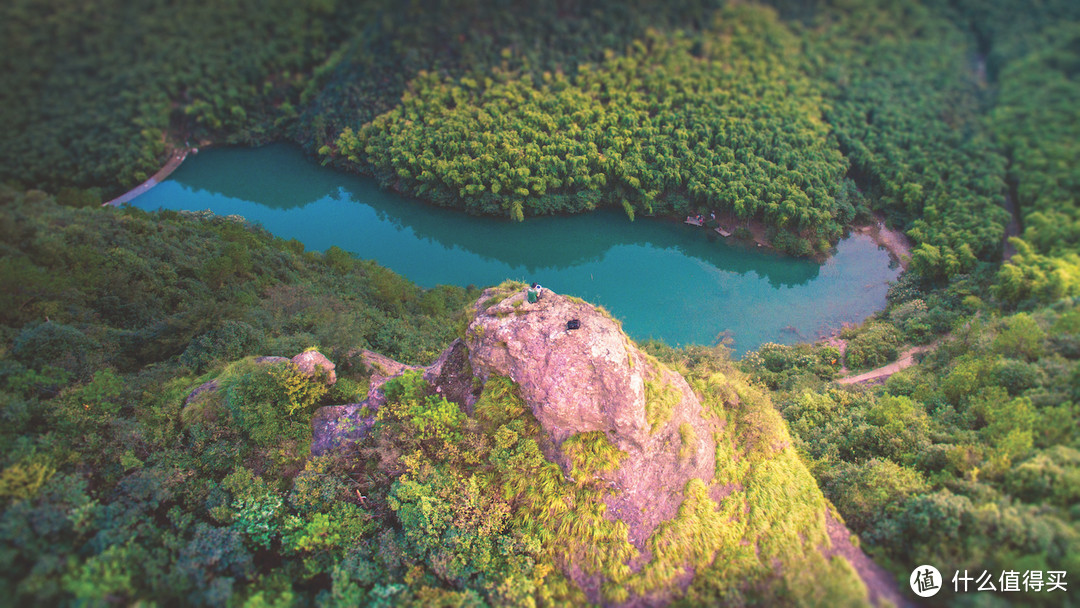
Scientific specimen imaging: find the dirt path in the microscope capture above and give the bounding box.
[836,342,935,385]
[822,510,916,607]
[103,148,190,207]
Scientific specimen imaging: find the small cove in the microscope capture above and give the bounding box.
[132,144,901,355]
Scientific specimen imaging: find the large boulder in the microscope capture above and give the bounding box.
[291,349,336,385]
[464,286,718,545]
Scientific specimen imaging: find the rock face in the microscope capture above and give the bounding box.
[464,286,718,545]
[291,349,337,385]
[311,403,372,456]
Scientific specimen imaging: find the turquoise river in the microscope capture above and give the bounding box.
[133,144,902,355]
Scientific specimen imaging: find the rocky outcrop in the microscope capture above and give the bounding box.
[310,342,474,455]
[291,350,337,385]
[184,379,219,407]
[422,340,476,410]
[464,287,718,546]
[313,287,719,544]
[311,403,372,456]
[306,287,883,606]
[183,350,334,408]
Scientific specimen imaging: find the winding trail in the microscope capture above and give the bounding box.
[836,343,935,385]
[103,148,190,207]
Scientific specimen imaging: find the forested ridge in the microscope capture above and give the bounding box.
[2,0,1080,605]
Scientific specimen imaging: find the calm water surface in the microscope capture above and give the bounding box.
[133,144,901,355]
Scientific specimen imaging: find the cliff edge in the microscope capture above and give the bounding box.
[314,282,892,606]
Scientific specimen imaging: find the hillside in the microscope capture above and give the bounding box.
[0,196,883,604]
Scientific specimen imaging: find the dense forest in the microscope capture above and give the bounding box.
[2,0,1080,605]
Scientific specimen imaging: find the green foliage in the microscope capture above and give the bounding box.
[774,301,1080,602]
[992,23,1080,259]
[994,241,1080,306]
[334,6,849,247]
[1005,446,1080,509]
[0,460,56,505]
[12,322,101,379]
[267,362,329,417]
[992,312,1047,361]
[181,320,265,372]
[740,341,841,390]
[844,322,901,370]
[0,0,352,195]
[4,0,1080,604]
[820,459,928,534]
[379,371,467,458]
[810,0,1011,276]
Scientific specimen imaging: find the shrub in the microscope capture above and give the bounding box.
[1004,447,1080,508]
[844,322,901,370]
[991,358,1044,395]
[993,313,1046,361]
[180,320,265,372]
[819,459,928,535]
[12,322,101,379]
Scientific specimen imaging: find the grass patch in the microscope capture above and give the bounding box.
[562,431,627,478]
[480,280,527,310]
[473,376,637,588]
[644,369,680,432]
[679,423,697,461]
[627,478,744,597]
[743,447,828,563]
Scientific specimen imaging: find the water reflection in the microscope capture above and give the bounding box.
[135,144,899,353]
[169,145,820,288]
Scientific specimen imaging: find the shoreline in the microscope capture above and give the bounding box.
[103,147,194,207]
[854,216,912,270]
[676,209,912,270]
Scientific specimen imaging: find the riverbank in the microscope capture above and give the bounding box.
[855,216,912,269]
[678,209,914,272]
[103,147,193,207]
[128,143,900,355]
